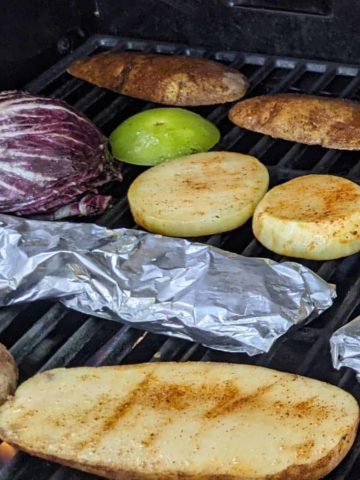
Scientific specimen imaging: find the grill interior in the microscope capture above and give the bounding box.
[1,34,360,480]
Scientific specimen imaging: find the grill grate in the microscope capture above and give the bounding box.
[1,35,360,480]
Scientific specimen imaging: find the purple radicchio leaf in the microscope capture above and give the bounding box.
[0,90,122,218]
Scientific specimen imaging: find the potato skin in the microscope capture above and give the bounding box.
[68,52,249,106]
[0,344,17,406]
[229,93,360,150]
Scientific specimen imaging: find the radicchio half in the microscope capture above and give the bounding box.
[0,91,122,218]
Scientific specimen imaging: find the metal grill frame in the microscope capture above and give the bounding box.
[1,34,360,480]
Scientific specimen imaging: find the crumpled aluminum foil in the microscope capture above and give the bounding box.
[331,316,360,375]
[0,214,335,355]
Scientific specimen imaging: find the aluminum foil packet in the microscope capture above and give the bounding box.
[0,214,335,355]
[331,316,360,375]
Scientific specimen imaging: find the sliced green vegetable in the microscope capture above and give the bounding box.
[109,108,220,166]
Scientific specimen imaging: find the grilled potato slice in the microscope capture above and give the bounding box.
[0,362,358,480]
[128,151,269,237]
[229,93,360,150]
[67,51,249,106]
[0,344,17,406]
[253,174,360,260]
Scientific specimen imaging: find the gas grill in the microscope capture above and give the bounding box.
[1,16,360,480]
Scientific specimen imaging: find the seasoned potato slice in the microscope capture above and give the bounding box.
[128,151,269,237]
[253,174,360,260]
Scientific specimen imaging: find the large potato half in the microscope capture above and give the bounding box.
[0,363,358,480]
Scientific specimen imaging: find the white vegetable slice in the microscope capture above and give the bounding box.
[128,151,269,237]
[253,174,360,260]
[0,363,358,480]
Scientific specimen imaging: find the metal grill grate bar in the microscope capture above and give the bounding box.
[298,276,360,376]
[38,317,106,372]
[0,306,28,335]
[10,304,68,364]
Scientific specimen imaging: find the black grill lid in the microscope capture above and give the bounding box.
[0,35,360,480]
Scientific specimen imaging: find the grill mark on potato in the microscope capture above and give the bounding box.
[141,416,174,448]
[283,438,316,461]
[70,374,154,451]
[96,374,154,432]
[205,380,278,419]
[273,396,334,423]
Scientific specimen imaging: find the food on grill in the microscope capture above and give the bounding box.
[253,174,360,260]
[0,344,17,406]
[0,91,122,219]
[229,93,360,150]
[110,108,220,166]
[128,151,269,236]
[0,362,358,480]
[67,51,249,106]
